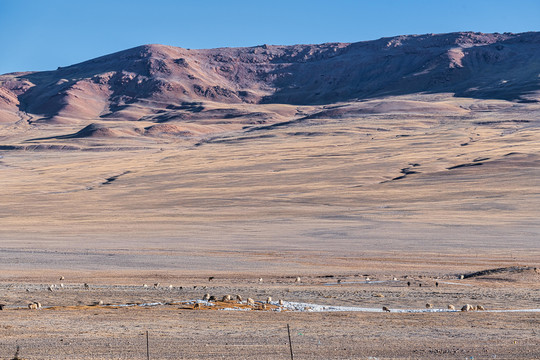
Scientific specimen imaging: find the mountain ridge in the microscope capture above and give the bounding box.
[0,31,538,126]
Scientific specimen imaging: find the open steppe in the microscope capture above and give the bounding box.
[1,94,539,359]
[1,32,539,358]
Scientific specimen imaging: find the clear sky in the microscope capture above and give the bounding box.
[0,0,538,74]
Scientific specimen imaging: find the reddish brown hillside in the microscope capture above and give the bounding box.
[0,31,538,125]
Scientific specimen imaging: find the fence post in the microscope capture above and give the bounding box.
[146,330,150,360]
[287,324,294,360]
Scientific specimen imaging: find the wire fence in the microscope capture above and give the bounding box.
[0,325,303,360]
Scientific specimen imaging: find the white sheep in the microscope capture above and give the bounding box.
[235,294,243,302]
[278,299,284,305]
[461,304,474,312]
[202,293,210,301]
[295,277,301,283]
[247,298,255,305]
[258,278,263,283]
[426,303,433,309]
[222,295,232,302]
[153,283,160,288]
[266,296,272,303]
[477,305,486,311]
[28,302,41,310]
[448,304,455,310]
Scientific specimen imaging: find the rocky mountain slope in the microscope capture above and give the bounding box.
[0,31,538,130]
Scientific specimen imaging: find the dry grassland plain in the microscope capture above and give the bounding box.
[0,94,539,359]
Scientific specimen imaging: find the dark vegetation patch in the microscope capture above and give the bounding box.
[195,134,276,146]
[102,171,131,185]
[381,166,421,183]
[462,266,534,279]
[447,162,483,170]
[166,102,204,112]
[474,120,530,125]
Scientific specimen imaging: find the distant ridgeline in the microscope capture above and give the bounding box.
[0,31,538,124]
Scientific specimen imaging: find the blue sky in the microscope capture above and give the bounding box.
[0,0,538,74]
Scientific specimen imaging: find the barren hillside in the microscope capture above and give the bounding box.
[0,31,538,130]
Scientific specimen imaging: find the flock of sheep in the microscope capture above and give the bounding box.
[381,303,486,312]
[0,275,488,313]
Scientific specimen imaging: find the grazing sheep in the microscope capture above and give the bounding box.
[222,295,232,302]
[59,276,64,280]
[0,304,5,310]
[459,275,465,280]
[261,304,267,310]
[235,295,243,302]
[194,303,201,309]
[366,277,370,281]
[382,306,391,312]
[83,283,89,289]
[279,299,284,305]
[59,283,64,288]
[393,277,398,281]
[47,286,54,292]
[258,278,263,283]
[202,293,210,301]
[28,303,38,310]
[153,283,160,288]
[461,304,474,312]
[477,305,486,311]
[208,277,214,282]
[266,296,272,303]
[247,298,255,305]
[93,300,104,306]
[143,284,148,288]
[168,285,173,290]
[426,303,434,309]
[448,304,455,310]
[295,277,301,283]
[337,279,342,284]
